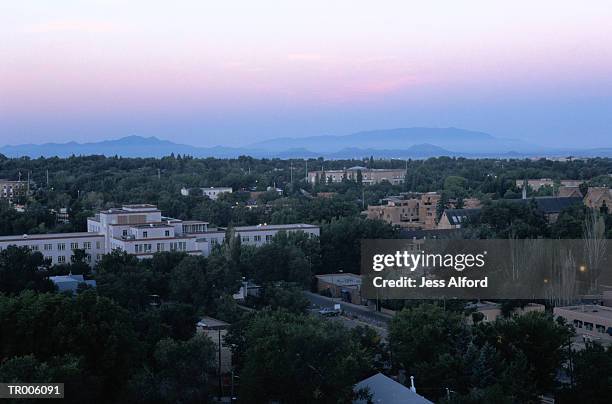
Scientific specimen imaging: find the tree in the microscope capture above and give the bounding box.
[232,310,373,403]
[389,304,470,399]
[128,334,216,403]
[0,246,54,295]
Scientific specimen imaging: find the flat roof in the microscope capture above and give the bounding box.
[555,305,612,321]
[232,223,319,231]
[132,223,174,228]
[0,232,104,242]
[316,273,362,286]
[197,316,230,330]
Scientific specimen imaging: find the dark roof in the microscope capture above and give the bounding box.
[443,208,481,226]
[399,228,463,240]
[508,197,582,214]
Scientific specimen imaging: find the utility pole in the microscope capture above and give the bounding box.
[290,161,293,183]
[27,171,30,195]
[46,169,49,188]
[305,160,308,182]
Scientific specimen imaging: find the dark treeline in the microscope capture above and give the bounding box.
[1,154,611,235]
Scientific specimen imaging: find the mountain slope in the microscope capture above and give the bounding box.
[249,127,540,153]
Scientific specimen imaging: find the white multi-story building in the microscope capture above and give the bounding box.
[180,187,233,200]
[0,232,105,266]
[0,204,319,266]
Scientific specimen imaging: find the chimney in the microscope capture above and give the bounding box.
[410,375,416,393]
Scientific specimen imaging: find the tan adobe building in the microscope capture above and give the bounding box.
[584,187,611,212]
[365,193,440,230]
[516,178,584,191]
[558,186,583,198]
[0,179,27,200]
[308,167,405,185]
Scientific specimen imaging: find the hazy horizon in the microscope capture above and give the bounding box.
[1,1,612,148]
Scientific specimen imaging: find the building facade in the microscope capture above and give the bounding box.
[308,167,405,185]
[0,179,27,200]
[0,204,319,266]
[180,187,233,200]
[366,192,441,229]
[554,305,612,343]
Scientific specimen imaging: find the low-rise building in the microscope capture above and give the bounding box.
[509,196,583,223]
[558,185,583,198]
[0,179,27,200]
[584,187,611,213]
[196,316,232,374]
[516,179,584,191]
[353,373,433,404]
[50,274,96,293]
[466,301,545,324]
[308,167,405,185]
[181,187,233,200]
[437,208,481,229]
[554,305,612,343]
[316,273,363,304]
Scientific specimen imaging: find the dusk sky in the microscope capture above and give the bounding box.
[1,1,611,148]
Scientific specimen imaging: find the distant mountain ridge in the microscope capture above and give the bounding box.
[1,129,611,159]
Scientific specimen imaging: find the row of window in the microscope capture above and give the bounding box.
[573,319,609,334]
[43,254,95,264]
[36,241,100,251]
[0,241,101,252]
[134,241,188,253]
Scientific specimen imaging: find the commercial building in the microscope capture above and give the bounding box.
[308,167,405,185]
[0,204,319,266]
[554,305,612,343]
[180,187,233,200]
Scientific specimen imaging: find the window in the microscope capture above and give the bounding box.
[143,231,148,238]
[585,322,594,331]
[30,245,39,251]
[157,243,165,252]
[242,236,250,242]
[596,324,606,333]
[58,256,66,263]
[44,243,53,251]
[83,242,91,250]
[165,230,170,237]
[574,320,583,328]
[70,242,78,250]
[96,241,101,249]
[122,229,128,237]
[57,243,66,251]
[265,235,273,242]
[254,235,262,242]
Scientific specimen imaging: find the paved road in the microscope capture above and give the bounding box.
[303,291,393,328]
